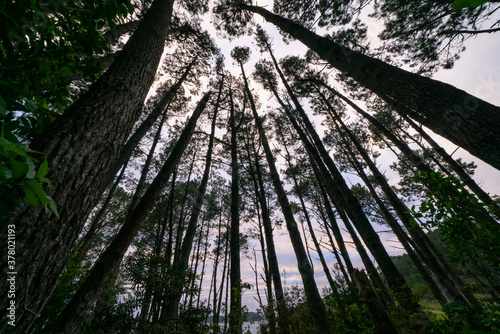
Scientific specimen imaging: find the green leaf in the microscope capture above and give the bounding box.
[0,96,6,117]
[25,158,36,179]
[0,163,13,180]
[45,195,59,219]
[39,177,51,184]
[24,178,49,206]
[453,0,489,9]
[10,157,28,179]
[0,137,41,158]
[21,184,39,207]
[37,159,49,178]
[59,66,73,77]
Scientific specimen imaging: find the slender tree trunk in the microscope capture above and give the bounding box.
[139,207,167,321]
[278,124,342,304]
[241,4,500,169]
[1,2,176,331]
[224,248,230,333]
[108,57,197,186]
[228,83,243,334]
[332,112,449,307]
[257,216,277,334]
[323,93,472,308]
[163,167,178,271]
[244,134,291,334]
[310,156,394,307]
[172,146,198,266]
[315,81,433,175]
[269,54,420,314]
[197,223,210,309]
[217,230,229,332]
[77,158,129,258]
[286,103,395,307]
[140,178,177,321]
[49,92,211,334]
[212,202,224,332]
[128,106,169,212]
[401,113,498,211]
[238,61,332,334]
[187,226,204,310]
[160,86,220,322]
[317,207,351,285]
[316,181,354,280]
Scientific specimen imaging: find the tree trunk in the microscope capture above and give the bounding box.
[241,4,500,170]
[239,62,332,334]
[196,219,211,309]
[244,133,290,334]
[315,201,351,285]
[77,158,129,258]
[402,113,498,211]
[310,157,394,307]
[49,92,211,334]
[269,52,420,314]
[211,201,224,332]
[129,105,169,212]
[278,123,343,305]
[352,269,399,334]
[172,146,198,266]
[228,83,243,334]
[160,83,220,322]
[108,58,197,187]
[1,1,176,331]
[324,93,478,307]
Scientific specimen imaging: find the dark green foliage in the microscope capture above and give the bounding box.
[161,304,211,334]
[0,0,134,219]
[213,0,253,38]
[0,0,135,127]
[428,302,500,333]
[389,255,432,301]
[278,284,375,334]
[81,284,136,334]
[411,171,500,267]
[372,0,500,72]
[0,138,58,219]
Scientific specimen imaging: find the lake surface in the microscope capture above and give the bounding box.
[242,321,260,333]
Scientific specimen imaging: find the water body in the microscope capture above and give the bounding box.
[242,321,260,333]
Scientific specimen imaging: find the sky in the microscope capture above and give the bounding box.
[174,1,500,314]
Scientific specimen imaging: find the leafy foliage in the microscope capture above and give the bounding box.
[1,0,135,219]
[428,302,500,333]
[0,130,58,220]
[0,0,135,123]
[453,0,490,10]
[411,171,500,267]
[372,0,500,72]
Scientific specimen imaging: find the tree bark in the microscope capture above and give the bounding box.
[228,82,243,334]
[1,2,176,332]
